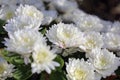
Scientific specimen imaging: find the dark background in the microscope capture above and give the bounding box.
[77,0,120,21]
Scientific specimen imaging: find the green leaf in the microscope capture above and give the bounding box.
[0,49,8,56]
[0,49,24,65]
[40,70,67,80]
[115,67,120,75]
[0,19,6,34]
[40,28,47,35]
[0,49,32,80]
[40,72,48,80]
[54,55,64,70]
[49,70,67,80]
[13,64,32,80]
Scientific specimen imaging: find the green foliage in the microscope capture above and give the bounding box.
[54,55,64,70]
[0,19,6,34]
[0,49,24,65]
[49,70,67,80]
[13,64,32,80]
[39,28,47,35]
[115,67,120,75]
[40,70,67,80]
[40,72,47,80]
[0,49,32,80]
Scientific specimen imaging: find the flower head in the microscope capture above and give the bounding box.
[15,4,43,21]
[79,31,103,52]
[109,21,120,34]
[42,10,58,25]
[103,32,120,51]
[31,44,59,74]
[0,57,14,80]
[0,5,17,20]
[46,22,83,48]
[51,0,78,12]
[75,15,104,32]
[4,15,41,33]
[4,29,45,55]
[66,58,95,80]
[90,48,120,78]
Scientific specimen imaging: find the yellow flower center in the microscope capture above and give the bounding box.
[63,32,72,38]
[27,11,34,17]
[85,39,96,48]
[99,57,107,67]
[6,12,13,19]
[74,68,86,80]
[36,51,48,63]
[0,63,6,74]
[22,37,30,43]
[84,22,93,27]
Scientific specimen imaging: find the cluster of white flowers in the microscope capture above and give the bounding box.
[3,5,59,75]
[0,0,120,80]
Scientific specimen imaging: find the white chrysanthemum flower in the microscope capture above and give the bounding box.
[0,0,18,5]
[79,31,103,52]
[22,0,45,10]
[4,29,46,56]
[0,5,17,20]
[46,22,83,48]
[90,48,120,78]
[75,15,104,32]
[42,10,58,25]
[100,20,112,33]
[51,0,78,12]
[66,58,95,80]
[62,9,86,22]
[31,44,60,74]
[0,57,14,80]
[109,21,120,34]
[4,15,41,33]
[103,32,120,51]
[15,4,43,21]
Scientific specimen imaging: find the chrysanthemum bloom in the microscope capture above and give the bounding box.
[15,4,43,21]
[0,0,19,5]
[90,48,120,78]
[31,44,59,74]
[62,9,86,22]
[4,15,41,33]
[22,0,45,10]
[50,0,78,12]
[100,20,112,33]
[66,58,95,80]
[109,21,120,34]
[46,22,83,48]
[42,10,58,25]
[75,15,104,32]
[4,29,46,63]
[103,32,120,51]
[79,31,103,53]
[0,5,17,20]
[0,57,14,80]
